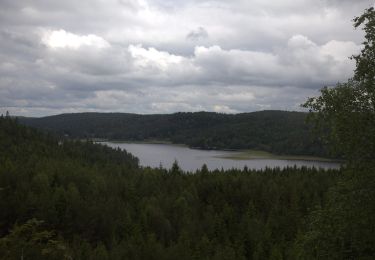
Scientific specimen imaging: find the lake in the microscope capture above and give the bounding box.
[103,142,341,172]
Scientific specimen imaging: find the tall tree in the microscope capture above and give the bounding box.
[299,7,375,259]
[303,7,375,165]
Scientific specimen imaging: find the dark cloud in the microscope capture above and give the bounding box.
[186,27,209,41]
[0,0,372,116]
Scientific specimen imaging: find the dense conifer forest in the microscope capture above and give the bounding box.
[0,116,343,259]
[2,113,374,259]
[20,110,328,157]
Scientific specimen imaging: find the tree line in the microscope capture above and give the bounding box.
[20,110,328,157]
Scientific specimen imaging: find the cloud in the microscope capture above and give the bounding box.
[0,0,372,116]
[42,30,110,49]
[129,44,185,71]
[192,37,358,87]
[186,27,209,41]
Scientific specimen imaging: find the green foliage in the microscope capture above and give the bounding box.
[353,7,375,86]
[20,110,328,157]
[303,80,375,162]
[295,166,375,259]
[303,7,375,164]
[0,117,341,259]
[0,219,71,259]
[299,7,375,259]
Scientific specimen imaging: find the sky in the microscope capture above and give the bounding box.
[0,0,373,117]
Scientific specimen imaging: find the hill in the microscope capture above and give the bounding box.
[19,110,328,157]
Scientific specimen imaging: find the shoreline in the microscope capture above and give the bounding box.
[216,150,341,162]
[99,139,341,163]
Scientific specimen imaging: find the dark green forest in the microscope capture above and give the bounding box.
[0,116,344,259]
[20,110,328,157]
[2,112,374,259]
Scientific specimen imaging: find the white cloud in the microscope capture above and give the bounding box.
[42,30,110,49]
[128,44,184,71]
[287,35,316,49]
[213,105,238,113]
[320,40,360,62]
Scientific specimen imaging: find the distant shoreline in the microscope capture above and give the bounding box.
[216,150,341,163]
[99,139,342,163]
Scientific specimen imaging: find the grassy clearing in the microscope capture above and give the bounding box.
[217,149,338,162]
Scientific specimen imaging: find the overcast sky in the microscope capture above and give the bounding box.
[0,0,373,117]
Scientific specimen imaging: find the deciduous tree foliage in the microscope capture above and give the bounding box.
[303,7,375,164]
[299,7,375,259]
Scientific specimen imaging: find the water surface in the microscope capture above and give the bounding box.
[104,142,340,172]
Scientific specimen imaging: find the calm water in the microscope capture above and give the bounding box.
[103,142,340,172]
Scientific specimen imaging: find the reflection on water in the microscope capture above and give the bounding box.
[103,142,341,172]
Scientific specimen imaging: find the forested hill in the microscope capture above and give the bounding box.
[0,116,344,259]
[20,110,328,157]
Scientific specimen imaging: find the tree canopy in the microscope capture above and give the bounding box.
[299,7,375,259]
[20,110,328,157]
[0,116,341,259]
[303,7,375,165]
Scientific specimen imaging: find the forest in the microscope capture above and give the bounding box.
[0,116,345,259]
[1,109,374,259]
[1,6,375,260]
[20,110,328,157]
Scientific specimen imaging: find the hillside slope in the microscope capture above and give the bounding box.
[20,110,327,156]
